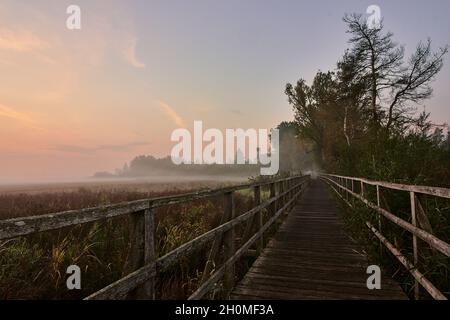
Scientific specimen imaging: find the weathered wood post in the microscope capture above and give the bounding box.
[376,186,382,257]
[142,206,156,299]
[288,179,293,210]
[254,185,263,252]
[345,178,349,201]
[410,191,419,300]
[270,182,276,215]
[286,180,292,211]
[124,210,144,299]
[125,204,155,299]
[284,180,288,209]
[223,191,236,293]
[281,180,287,214]
[376,185,381,207]
[277,181,282,215]
[360,181,365,198]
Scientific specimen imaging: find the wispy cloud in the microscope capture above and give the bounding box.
[0,103,46,132]
[156,100,186,127]
[0,103,34,123]
[123,37,146,68]
[0,28,47,52]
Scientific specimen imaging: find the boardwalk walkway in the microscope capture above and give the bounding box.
[231,179,407,300]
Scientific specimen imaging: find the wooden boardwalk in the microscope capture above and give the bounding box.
[231,179,407,300]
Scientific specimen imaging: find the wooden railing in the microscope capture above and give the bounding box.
[321,173,450,300]
[0,175,310,300]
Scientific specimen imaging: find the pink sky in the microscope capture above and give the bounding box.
[1,0,449,183]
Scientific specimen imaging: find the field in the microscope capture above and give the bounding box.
[0,176,263,299]
[0,177,247,219]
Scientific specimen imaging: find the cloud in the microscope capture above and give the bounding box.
[0,103,34,123]
[123,37,146,68]
[156,100,186,127]
[0,28,47,52]
[54,141,151,155]
[0,103,47,132]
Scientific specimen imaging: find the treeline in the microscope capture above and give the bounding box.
[94,124,317,179]
[94,155,261,178]
[285,13,450,187]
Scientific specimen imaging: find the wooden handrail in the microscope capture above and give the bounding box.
[323,173,450,199]
[0,175,308,240]
[321,174,449,300]
[85,175,310,300]
[0,174,309,300]
[188,186,302,300]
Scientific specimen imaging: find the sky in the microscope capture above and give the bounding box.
[0,0,449,183]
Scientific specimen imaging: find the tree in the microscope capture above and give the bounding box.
[276,121,315,173]
[444,131,450,151]
[285,71,340,156]
[343,14,448,129]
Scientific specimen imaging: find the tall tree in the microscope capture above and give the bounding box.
[285,72,337,155]
[343,14,448,129]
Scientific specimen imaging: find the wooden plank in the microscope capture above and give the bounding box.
[0,200,149,240]
[240,273,407,299]
[232,180,407,300]
[88,178,309,299]
[188,187,304,300]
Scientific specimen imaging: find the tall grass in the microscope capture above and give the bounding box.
[0,183,263,299]
[331,184,450,299]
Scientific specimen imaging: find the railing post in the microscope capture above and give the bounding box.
[270,182,276,215]
[345,178,349,201]
[410,191,419,300]
[125,206,155,299]
[289,180,294,210]
[376,185,380,207]
[360,181,365,198]
[278,181,283,214]
[223,191,236,293]
[141,206,156,299]
[254,185,263,253]
[284,180,289,209]
[376,186,383,257]
[284,180,289,208]
[287,180,291,205]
